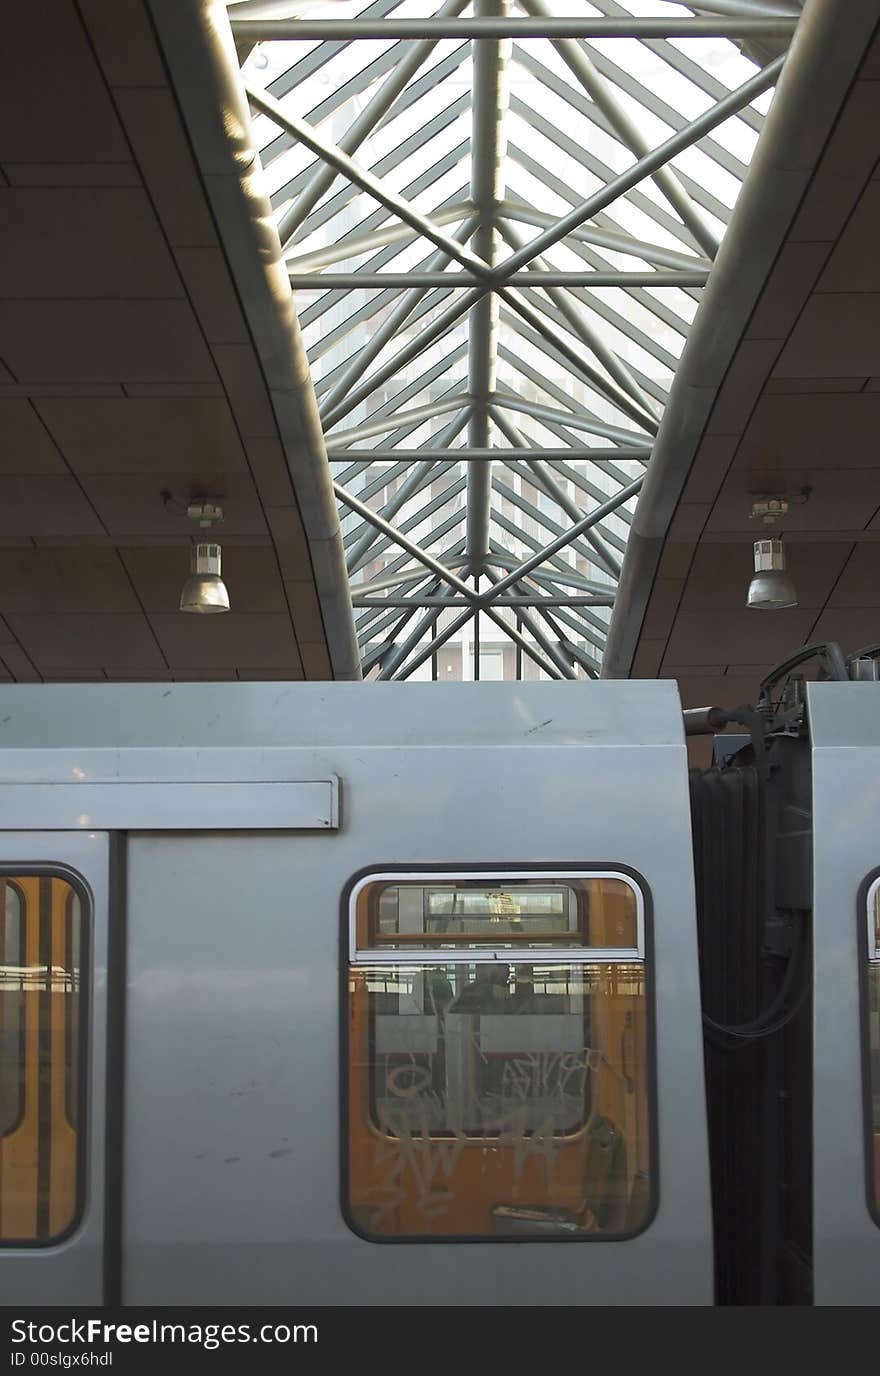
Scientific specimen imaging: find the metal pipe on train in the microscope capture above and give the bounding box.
[0,662,876,1306]
[682,706,728,736]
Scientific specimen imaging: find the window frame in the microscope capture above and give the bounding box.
[0,864,91,1250]
[341,861,658,1245]
[1,879,27,1140]
[859,869,880,1230]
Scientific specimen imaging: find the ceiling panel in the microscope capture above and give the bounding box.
[79,0,168,87]
[773,294,880,377]
[171,669,238,681]
[0,547,138,615]
[789,78,880,241]
[762,377,868,394]
[0,2,129,165]
[0,476,104,538]
[299,643,332,678]
[743,242,831,341]
[808,606,880,649]
[0,645,40,682]
[8,612,167,672]
[36,397,248,476]
[734,393,880,469]
[242,437,297,508]
[0,189,182,298]
[148,614,303,671]
[173,246,251,347]
[113,87,219,249]
[3,164,141,188]
[664,608,817,667]
[40,669,109,682]
[283,581,326,643]
[828,543,880,606]
[0,401,67,473]
[816,181,880,293]
[264,506,312,577]
[0,301,218,385]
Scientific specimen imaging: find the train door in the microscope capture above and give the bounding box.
[810,682,880,1304]
[0,831,110,1305]
[115,684,713,1306]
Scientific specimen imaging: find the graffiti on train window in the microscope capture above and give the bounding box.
[353,874,640,953]
[346,871,652,1240]
[0,873,86,1245]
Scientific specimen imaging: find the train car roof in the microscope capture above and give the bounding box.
[0,680,684,753]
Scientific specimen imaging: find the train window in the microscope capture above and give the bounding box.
[0,873,87,1245]
[346,870,653,1241]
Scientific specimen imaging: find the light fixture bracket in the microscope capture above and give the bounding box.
[750,495,788,525]
[748,486,811,525]
[186,500,224,529]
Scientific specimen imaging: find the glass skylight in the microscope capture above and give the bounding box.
[229,0,800,680]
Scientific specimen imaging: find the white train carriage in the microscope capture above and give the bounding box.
[0,664,876,1305]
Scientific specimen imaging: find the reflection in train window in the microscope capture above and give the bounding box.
[358,873,639,951]
[64,892,81,1132]
[0,873,86,1244]
[346,871,652,1241]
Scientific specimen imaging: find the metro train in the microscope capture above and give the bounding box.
[0,644,877,1306]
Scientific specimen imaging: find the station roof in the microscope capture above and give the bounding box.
[218,0,800,681]
[604,4,880,713]
[4,1,877,695]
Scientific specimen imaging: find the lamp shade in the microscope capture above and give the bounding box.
[746,538,796,610]
[179,542,230,614]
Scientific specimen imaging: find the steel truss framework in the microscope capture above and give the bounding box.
[230,0,799,680]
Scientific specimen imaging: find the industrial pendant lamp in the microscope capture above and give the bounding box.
[180,541,230,614]
[179,502,230,614]
[747,537,797,611]
[745,493,806,610]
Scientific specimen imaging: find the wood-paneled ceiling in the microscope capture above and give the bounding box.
[0,0,356,682]
[609,11,880,719]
